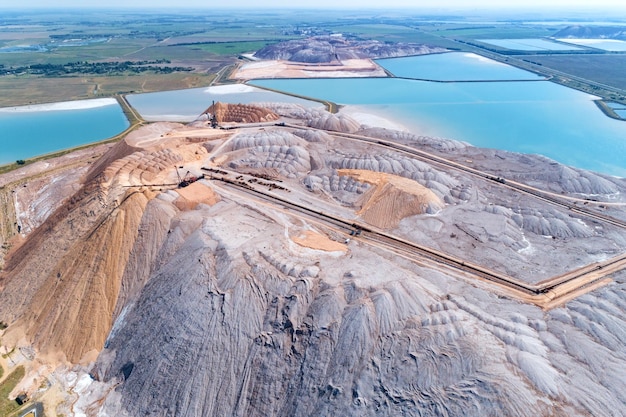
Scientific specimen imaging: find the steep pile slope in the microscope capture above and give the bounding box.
[339,169,444,229]
[5,191,150,364]
[0,161,155,364]
[553,25,626,40]
[0,124,204,365]
[203,102,279,124]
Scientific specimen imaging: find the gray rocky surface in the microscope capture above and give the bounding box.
[86,198,626,416]
[254,36,446,63]
[553,25,626,40]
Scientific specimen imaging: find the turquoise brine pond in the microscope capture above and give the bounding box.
[615,109,626,119]
[377,52,543,81]
[556,38,626,52]
[477,38,581,51]
[251,76,626,177]
[606,102,626,110]
[0,99,129,166]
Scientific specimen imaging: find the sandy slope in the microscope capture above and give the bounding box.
[338,169,444,229]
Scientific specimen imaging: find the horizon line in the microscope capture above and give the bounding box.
[2,5,626,11]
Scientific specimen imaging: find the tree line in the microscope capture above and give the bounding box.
[0,60,193,76]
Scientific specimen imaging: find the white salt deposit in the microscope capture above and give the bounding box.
[202,84,258,94]
[462,52,507,65]
[0,98,117,113]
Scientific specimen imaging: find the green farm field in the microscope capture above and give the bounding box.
[0,366,25,417]
[524,54,626,90]
[185,41,280,56]
[0,10,299,106]
[0,73,216,107]
[416,23,557,40]
[322,23,461,48]
[2,8,625,108]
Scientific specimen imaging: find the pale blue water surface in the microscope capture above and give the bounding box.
[0,102,129,165]
[478,38,581,51]
[0,38,109,54]
[377,52,543,81]
[557,39,626,52]
[606,102,626,110]
[252,74,626,177]
[0,44,48,53]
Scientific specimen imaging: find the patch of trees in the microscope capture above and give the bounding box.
[0,60,193,76]
[173,39,276,46]
[49,33,116,40]
[128,29,205,39]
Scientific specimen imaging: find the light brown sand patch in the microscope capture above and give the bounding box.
[202,102,279,124]
[338,169,444,229]
[292,230,347,252]
[164,128,231,141]
[175,181,221,211]
[124,122,184,149]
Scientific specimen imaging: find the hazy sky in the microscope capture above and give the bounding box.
[3,0,625,9]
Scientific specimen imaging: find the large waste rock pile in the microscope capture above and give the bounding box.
[254,36,447,63]
[204,102,279,124]
[0,114,625,417]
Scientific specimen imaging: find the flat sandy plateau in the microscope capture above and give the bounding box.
[232,58,388,79]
